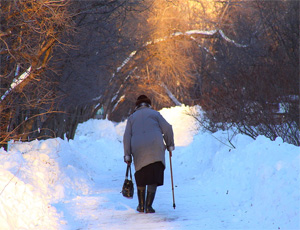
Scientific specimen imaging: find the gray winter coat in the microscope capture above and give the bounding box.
[123,105,175,172]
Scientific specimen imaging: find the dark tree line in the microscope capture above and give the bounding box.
[1,0,299,148]
[198,1,299,145]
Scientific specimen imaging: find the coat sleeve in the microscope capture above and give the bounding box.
[123,118,132,161]
[157,112,175,151]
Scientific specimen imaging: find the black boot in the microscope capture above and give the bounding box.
[136,188,145,212]
[145,191,156,213]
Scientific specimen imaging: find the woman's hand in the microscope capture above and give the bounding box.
[124,155,132,164]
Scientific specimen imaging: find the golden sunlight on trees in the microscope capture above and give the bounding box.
[138,0,224,103]
[104,0,229,115]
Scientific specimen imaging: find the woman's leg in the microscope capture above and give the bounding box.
[137,186,146,212]
[145,184,157,213]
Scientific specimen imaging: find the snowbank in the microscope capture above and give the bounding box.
[176,132,300,229]
[0,139,62,230]
[160,105,199,146]
[0,105,299,229]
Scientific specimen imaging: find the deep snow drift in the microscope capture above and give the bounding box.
[0,105,299,230]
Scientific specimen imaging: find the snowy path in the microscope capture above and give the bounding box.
[54,141,186,230]
[52,116,239,230]
[53,140,278,230]
[54,146,236,230]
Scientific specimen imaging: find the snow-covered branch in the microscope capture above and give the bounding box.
[1,66,32,102]
[160,83,182,106]
[110,29,248,81]
[218,30,248,48]
[111,95,125,112]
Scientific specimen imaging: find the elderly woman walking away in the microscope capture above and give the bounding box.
[123,95,175,213]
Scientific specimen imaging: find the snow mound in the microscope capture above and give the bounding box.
[0,140,62,230]
[160,105,199,146]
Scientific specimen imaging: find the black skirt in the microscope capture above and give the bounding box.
[135,161,165,187]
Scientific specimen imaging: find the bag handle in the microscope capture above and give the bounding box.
[125,164,133,180]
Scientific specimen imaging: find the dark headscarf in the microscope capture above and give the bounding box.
[135,95,151,107]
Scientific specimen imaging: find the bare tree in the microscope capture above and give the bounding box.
[0,0,74,148]
[197,0,299,145]
[99,0,232,119]
[0,0,154,146]
[101,0,299,145]
[2,0,297,147]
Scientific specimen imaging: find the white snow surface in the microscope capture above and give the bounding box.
[0,105,299,230]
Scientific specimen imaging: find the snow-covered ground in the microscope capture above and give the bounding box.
[0,105,299,230]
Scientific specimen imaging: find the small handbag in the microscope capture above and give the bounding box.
[121,164,134,198]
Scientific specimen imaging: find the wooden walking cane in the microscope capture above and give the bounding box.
[169,151,176,209]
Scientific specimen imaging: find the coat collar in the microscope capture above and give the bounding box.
[134,102,152,111]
